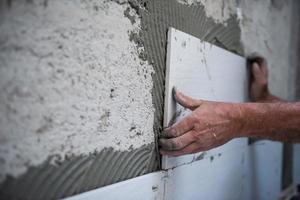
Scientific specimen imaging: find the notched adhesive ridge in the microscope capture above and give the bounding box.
[0,144,157,200]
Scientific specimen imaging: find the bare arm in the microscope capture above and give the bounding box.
[248,54,283,103]
[159,91,300,156]
[241,102,300,142]
[159,55,300,156]
[245,56,300,140]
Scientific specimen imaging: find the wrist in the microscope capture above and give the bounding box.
[229,103,256,138]
[236,103,269,137]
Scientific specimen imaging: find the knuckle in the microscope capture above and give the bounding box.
[171,139,182,150]
[190,130,200,140]
[189,113,198,123]
[193,122,202,131]
[167,127,177,137]
[170,140,177,150]
[171,127,179,137]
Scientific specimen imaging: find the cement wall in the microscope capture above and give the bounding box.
[0,1,158,199]
[0,0,298,199]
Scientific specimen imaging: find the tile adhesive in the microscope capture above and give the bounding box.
[0,0,243,199]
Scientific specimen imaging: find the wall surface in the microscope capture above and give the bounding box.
[0,0,298,199]
[0,1,158,199]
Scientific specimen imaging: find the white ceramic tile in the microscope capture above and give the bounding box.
[293,144,300,184]
[165,146,248,200]
[65,172,166,200]
[163,27,249,169]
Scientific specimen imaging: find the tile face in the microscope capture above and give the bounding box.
[165,146,248,200]
[293,144,300,184]
[163,27,249,169]
[242,141,283,200]
[65,172,166,200]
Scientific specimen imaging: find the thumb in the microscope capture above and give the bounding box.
[173,87,202,110]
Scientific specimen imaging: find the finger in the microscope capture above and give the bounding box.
[161,114,195,138]
[160,139,228,156]
[260,59,268,77]
[159,130,197,151]
[173,88,202,110]
[248,54,268,74]
[252,62,263,81]
[160,142,203,156]
[248,53,265,65]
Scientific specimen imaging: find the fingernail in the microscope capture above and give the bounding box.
[169,128,177,136]
[253,63,260,71]
[161,130,167,137]
[161,129,172,137]
[161,128,176,138]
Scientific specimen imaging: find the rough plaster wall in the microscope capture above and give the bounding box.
[0,0,155,179]
[0,0,158,199]
[222,0,297,100]
[0,0,299,199]
[180,0,298,100]
[238,0,298,100]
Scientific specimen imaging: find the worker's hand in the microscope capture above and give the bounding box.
[159,89,244,156]
[248,55,271,102]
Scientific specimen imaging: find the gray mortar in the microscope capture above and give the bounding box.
[0,144,157,200]
[126,0,243,168]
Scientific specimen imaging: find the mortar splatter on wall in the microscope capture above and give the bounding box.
[0,0,298,199]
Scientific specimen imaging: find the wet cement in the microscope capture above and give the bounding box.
[0,144,157,200]
[0,0,244,199]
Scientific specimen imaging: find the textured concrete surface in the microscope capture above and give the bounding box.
[0,0,299,199]
[0,0,160,199]
[238,0,299,100]
[0,0,156,182]
[180,0,299,100]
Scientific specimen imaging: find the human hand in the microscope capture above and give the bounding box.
[248,55,271,102]
[159,89,245,156]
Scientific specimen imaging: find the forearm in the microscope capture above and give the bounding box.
[239,102,300,142]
